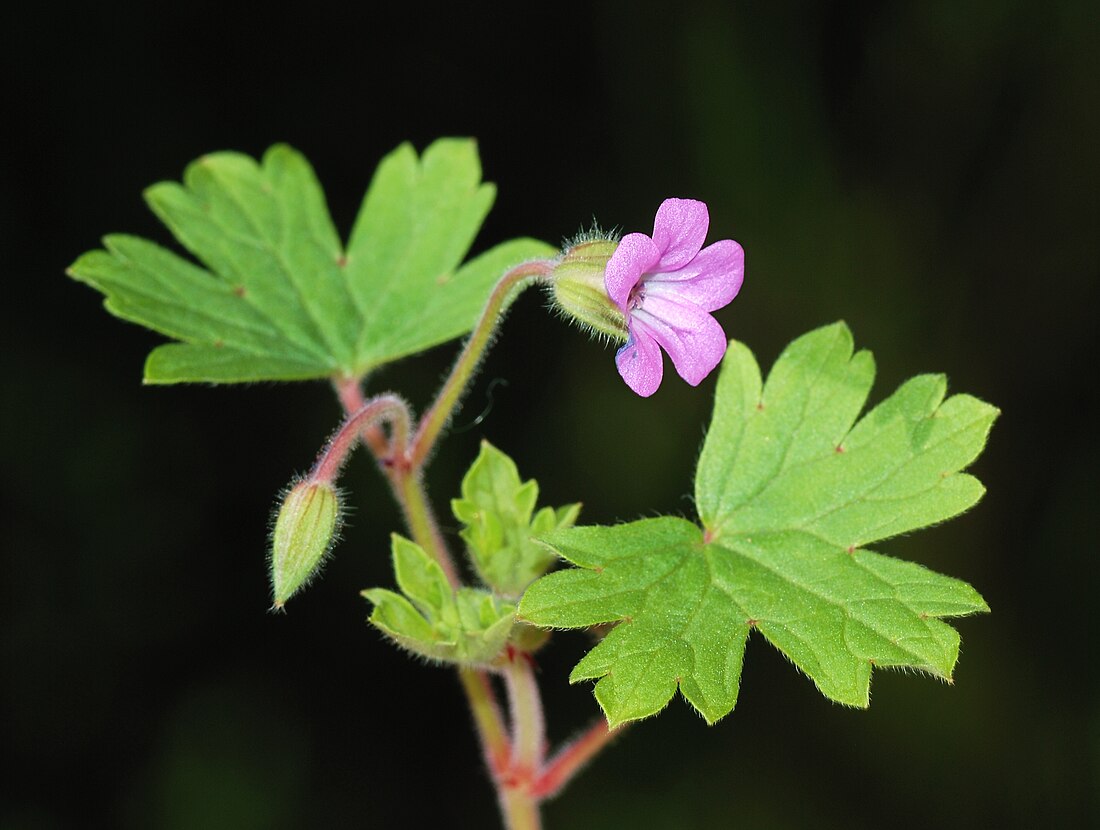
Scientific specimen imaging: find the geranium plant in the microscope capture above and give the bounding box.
[69,139,995,829]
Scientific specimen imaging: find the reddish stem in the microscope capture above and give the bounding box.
[460,667,512,776]
[327,262,630,828]
[330,381,501,778]
[332,377,389,458]
[532,720,625,800]
[311,393,410,483]
[503,648,545,779]
[331,381,458,587]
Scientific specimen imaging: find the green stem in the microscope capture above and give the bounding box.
[504,650,545,776]
[332,261,566,830]
[460,667,510,774]
[333,378,516,826]
[394,468,460,588]
[495,648,546,830]
[409,260,553,468]
[400,469,526,828]
[499,788,541,830]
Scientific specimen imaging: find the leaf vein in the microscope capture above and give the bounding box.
[209,167,344,362]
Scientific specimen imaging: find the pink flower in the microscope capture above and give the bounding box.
[605,198,745,397]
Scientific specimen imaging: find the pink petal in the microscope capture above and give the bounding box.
[651,198,709,271]
[633,294,728,386]
[615,324,664,397]
[605,233,661,311]
[645,239,745,312]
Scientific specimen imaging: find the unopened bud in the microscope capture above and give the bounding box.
[549,238,628,342]
[270,479,341,609]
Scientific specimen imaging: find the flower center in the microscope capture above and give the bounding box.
[627,282,646,311]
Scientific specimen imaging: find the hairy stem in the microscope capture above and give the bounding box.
[312,393,410,483]
[533,720,625,800]
[504,649,545,777]
[410,260,554,467]
[333,368,516,826]
[394,468,460,588]
[499,788,541,830]
[495,648,547,830]
[330,380,459,585]
[332,377,389,458]
[331,261,601,830]
[460,667,511,774]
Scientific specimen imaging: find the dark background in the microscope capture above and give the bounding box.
[3,2,1096,828]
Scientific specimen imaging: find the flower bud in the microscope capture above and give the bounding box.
[549,238,629,342]
[270,479,341,608]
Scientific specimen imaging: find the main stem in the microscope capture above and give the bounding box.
[336,260,617,828]
[498,649,545,829]
[335,382,509,798]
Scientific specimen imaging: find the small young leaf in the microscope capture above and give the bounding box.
[519,322,996,728]
[363,535,515,667]
[452,441,581,596]
[68,141,555,384]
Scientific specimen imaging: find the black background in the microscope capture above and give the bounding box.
[3,2,1097,828]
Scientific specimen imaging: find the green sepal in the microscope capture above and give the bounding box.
[520,322,996,728]
[452,441,581,596]
[269,479,341,608]
[549,239,628,342]
[363,535,515,667]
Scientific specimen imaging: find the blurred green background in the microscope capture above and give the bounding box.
[3,1,1096,827]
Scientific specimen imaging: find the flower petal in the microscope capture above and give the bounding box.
[615,324,664,397]
[651,198,709,271]
[633,294,728,386]
[605,233,661,311]
[645,239,745,312]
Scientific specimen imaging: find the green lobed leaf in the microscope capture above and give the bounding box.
[452,441,581,596]
[68,140,556,384]
[363,535,515,667]
[519,322,996,728]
